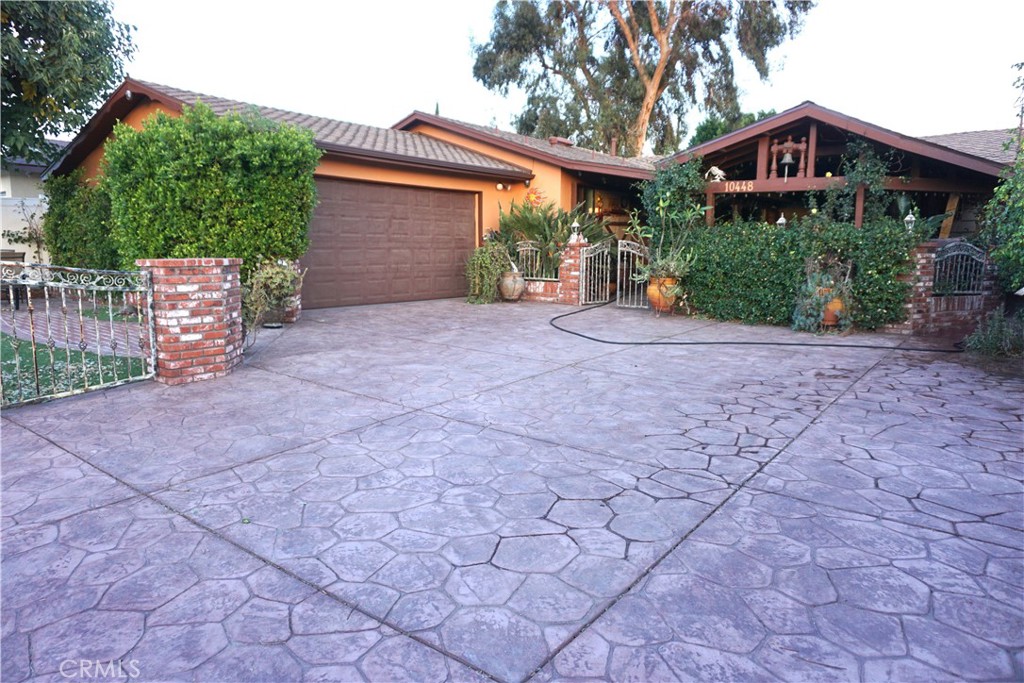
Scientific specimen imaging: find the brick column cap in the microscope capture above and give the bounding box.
[136,258,243,268]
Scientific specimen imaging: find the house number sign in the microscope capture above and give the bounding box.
[722,180,754,192]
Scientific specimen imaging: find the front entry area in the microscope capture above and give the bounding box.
[301,178,477,309]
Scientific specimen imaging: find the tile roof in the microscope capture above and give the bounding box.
[396,111,658,176]
[3,139,68,170]
[668,101,1008,178]
[920,129,1019,166]
[134,80,531,178]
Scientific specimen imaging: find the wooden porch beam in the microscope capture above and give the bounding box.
[939,193,960,238]
[807,123,817,178]
[756,136,769,180]
[854,184,865,227]
[705,176,993,195]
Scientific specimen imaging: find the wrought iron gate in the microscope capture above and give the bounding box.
[580,239,612,305]
[616,240,649,308]
[933,240,987,295]
[1,262,156,406]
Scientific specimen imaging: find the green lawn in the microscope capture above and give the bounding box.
[1,332,149,405]
[65,295,142,323]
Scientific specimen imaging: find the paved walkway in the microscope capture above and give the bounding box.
[2,299,1022,682]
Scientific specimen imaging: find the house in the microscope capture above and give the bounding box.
[46,79,653,309]
[393,111,656,238]
[665,102,1011,236]
[1,140,67,263]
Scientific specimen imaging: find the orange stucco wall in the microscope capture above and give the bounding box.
[79,100,172,180]
[403,122,580,219]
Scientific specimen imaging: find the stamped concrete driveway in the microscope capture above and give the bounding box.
[2,299,1022,682]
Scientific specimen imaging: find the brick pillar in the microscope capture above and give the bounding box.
[557,239,587,305]
[136,258,243,385]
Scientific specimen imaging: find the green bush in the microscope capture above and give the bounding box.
[684,221,806,325]
[498,199,605,276]
[639,159,706,221]
[465,240,512,304]
[242,259,304,336]
[981,133,1024,294]
[101,103,321,281]
[965,308,1024,357]
[41,170,120,269]
[680,217,922,330]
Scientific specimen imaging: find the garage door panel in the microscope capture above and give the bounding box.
[301,178,476,309]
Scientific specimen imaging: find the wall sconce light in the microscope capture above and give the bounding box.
[904,211,916,231]
[776,214,787,227]
[524,179,531,188]
[496,183,505,191]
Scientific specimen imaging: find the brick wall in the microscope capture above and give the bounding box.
[520,240,585,306]
[883,240,1001,337]
[136,258,243,385]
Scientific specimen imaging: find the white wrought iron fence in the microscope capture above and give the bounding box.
[616,240,649,308]
[516,240,559,280]
[1,262,156,406]
[580,239,613,305]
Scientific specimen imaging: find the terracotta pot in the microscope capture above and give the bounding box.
[499,271,525,302]
[647,277,678,313]
[817,287,844,327]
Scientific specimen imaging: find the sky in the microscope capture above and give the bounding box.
[108,0,1022,148]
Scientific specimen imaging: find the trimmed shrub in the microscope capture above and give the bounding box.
[681,217,922,330]
[101,103,321,280]
[41,170,119,270]
[685,221,805,325]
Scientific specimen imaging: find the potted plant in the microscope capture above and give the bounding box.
[792,256,852,332]
[627,198,705,314]
[466,239,513,304]
[498,254,525,302]
[242,259,305,338]
[639,246,696,313]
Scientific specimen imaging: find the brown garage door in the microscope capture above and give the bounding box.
[301,178,477,309]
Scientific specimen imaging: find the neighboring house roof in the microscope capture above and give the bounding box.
[920,129,1019,166]
[393,111,657,180]
[3,139,69,174]
[47,79,532,181]
[670,101,1009,178]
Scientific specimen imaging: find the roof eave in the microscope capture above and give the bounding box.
[395,111,654,180]
[44,78,186,178]
[668,101,1006,177]
[317,142,533,181]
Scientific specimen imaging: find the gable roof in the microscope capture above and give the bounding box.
[393,111,657,180]
[920,129,1019,166]
[47,79,532,181]
[669,101,1008,178]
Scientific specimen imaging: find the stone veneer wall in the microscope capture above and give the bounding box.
[136,258,243,385]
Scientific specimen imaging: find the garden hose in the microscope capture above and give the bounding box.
[549,301,965,354]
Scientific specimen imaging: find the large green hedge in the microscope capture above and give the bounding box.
[41,170,119,270]
[101,103,321,279]
[683,217,923,330]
